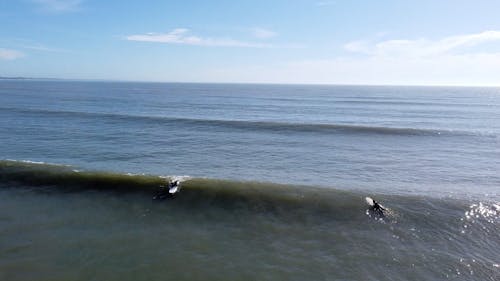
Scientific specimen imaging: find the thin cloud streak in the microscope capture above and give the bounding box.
[252,28,277,39]
[126,28,275,48]
[33,0,83,13]
[316,1,336,6]
[21,44,69,53]
[1,38,70,53]
[0,48,25,60]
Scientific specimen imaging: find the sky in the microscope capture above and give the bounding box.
[1,0,500,85]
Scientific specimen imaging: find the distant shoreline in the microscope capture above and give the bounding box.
[0,76,30,80]
[1,77,499,88]
[0,76,65,81]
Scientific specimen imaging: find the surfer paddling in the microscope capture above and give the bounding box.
[365,197,386,218]
[153,180,181,200]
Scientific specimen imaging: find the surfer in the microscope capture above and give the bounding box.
[169,180,180,194]
[371,200,385,215]
[365,197,386,218]
[153,180,180,200]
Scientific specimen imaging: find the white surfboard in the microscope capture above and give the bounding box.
[169,182,180,194]
[365,196,387,212]
[365,197,375,206]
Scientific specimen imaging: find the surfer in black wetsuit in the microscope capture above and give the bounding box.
[171,180,179,188]
[153,180,180,200]
[369,199,386,218]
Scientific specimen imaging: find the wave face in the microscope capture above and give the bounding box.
[0,160,165,191]
[1,159,499,280]
[0,160,369,216]
[1,159,498,225]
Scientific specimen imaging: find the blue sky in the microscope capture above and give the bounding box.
[1,0,500,85]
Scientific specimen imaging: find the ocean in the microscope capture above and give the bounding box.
[0,80,499,280]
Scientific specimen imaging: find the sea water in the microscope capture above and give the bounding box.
[0,81,499,280]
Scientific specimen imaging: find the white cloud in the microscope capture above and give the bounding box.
[3,38,69,53]
[22,44,69,53]
[252,28,277,39]
[280,53,500,86]
[126,28,273,48]
[344,30,500,58]
[343,40,370,53]
[0,48,25,60]
[198,31,500,86]
[33,0,82,12]
[316,1,336,6]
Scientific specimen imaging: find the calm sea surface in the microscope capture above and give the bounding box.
[0,81,499,280]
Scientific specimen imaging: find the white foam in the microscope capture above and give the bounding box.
[5,159,70,167]
[160,175,191,182]
[6,159,47,165]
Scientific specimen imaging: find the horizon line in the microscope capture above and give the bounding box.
[1,76,500,88]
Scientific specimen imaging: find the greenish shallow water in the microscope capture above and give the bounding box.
[0,177,498,281]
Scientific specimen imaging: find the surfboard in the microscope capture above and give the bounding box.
[365,197,375,206]
[169,183,180,194]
